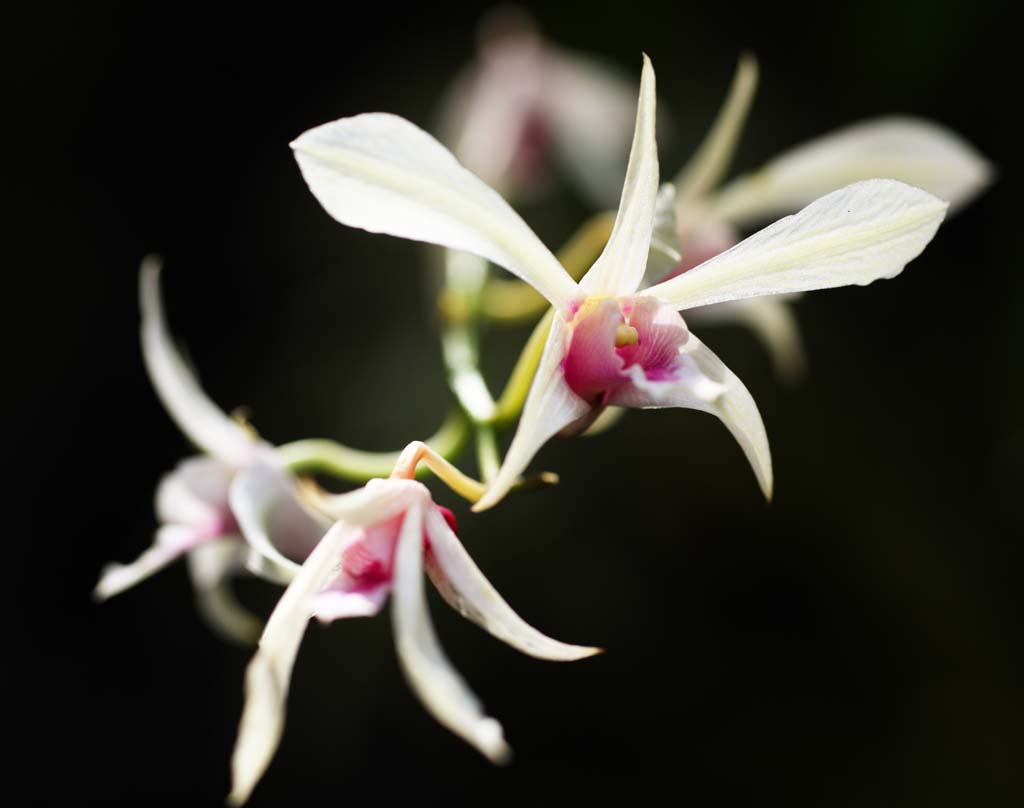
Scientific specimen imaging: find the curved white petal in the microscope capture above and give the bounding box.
[229,461,332,586]
[291,114,579,311]
[580,54,659,297]
[422,507,600,661]
[687,296,807,383]
[711,116,992,225]
[229,521,357,806]
[644,179,948,310]
[391,497,510,764]
[307,477,426,524]
[187,537,263,645]
[155,456,233,526]
[139,257,255,466]
[673,52,759,204]
[611,332,772,499]
[473,316,588,512]
[581,404,628,437]
[93,525,201,600]
[644,183,684,286]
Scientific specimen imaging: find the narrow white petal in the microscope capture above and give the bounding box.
[674,52,759,203]
[229,461,332,586]
[687,296,807,383]
[139,257,255,465]
[580,54,659,297]
[581,405,627,437]
[423,507,600,661]
[93,525,199,600]
[392,497,510,764]
[473,317,588,512]
[154,456,232,526]
[229,521,357,806]
[645,179,948,310]
[612,332,772,499]
[711,116,992,225]
[308,477,425,524]
[187,538,263,645]
[291,114,579,311]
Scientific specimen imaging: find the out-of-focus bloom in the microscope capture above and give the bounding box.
[289,55,947,510]
[229,444,599,804]
[648,55,993,380]
[437,7,643,202]
[94,258,328,642]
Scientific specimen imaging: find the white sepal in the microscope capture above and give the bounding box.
[391,497,511,764]
[187,538,263,645]
[292,113,579,311]
[580,54,659,298]
[711,116,992,225]
[645,179,948,310]
[423,506,600,661]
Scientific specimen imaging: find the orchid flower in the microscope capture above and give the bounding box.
[229,441,599,805]
[438,6,643,202]
[648,54,992,380]
[290,55,948,510]
[94,258,329,643]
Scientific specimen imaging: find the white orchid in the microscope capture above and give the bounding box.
[229,441,598,805]
[290,55,947,509]
[94,258,329,642]
[437,6,642,202]
[650,54,992,380]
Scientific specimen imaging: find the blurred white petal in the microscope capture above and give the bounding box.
[645,179,947,310]
[93,525,200,600]
[392,497,510,764]
[474,316,588,511]
[229,461,331,586]
[423,506,600,661]
[154,455,232,526]
[291,114,579,311]
[139,257,255,466]
[674,53,759,204]
[687,296,807,383]
[711,116,992,225]
[580,54,659,298]
[187,538,263,645]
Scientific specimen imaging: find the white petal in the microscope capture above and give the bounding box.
[93,525,200,600]
[579,54,659,297]
[473,316,589,512]
[139,257,256,466]
[154,456,232,526]
[391,497,510,764]
[611,332,772,499]
[711,116,992,225]
[229,461,332,586]
[423,507,600,661]
[544,50,648,207]
[673,52,759,203]
[291,114,579,311]
[644,179,948,310]
[686,296,807,383]
[229,521,357,806]
[187,538,263,645]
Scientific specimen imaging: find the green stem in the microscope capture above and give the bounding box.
[278,409,470,482]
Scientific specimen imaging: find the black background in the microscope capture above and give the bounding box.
[7,1,1021,806]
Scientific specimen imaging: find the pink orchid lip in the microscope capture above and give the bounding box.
[562,296,690,406]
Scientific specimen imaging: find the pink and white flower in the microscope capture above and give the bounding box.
[228,445,599,804]
[94,258,329,642]
[290,55,948,510]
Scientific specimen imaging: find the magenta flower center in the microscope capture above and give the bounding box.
[563,296,689,405]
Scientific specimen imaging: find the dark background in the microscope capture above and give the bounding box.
[7,1,1020,806]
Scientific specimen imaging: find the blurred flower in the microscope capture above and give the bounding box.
[289,55,947,511]
[437,6,644,203]
[647,55,993,380]
[229,447,599,804]
[94,258,328,643]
